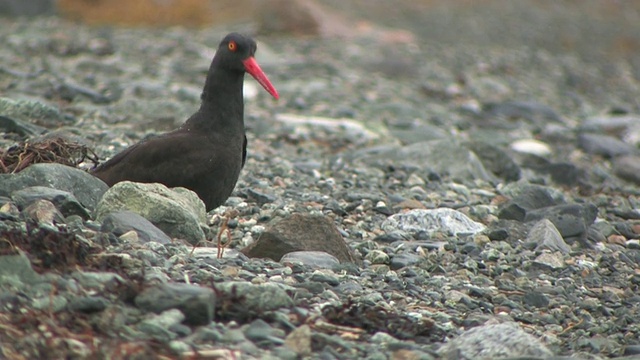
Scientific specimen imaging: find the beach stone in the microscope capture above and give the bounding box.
[527,219,571,254]
[135,283,215,326]
[0,163,108,212]
[242,214,360,265]
[280,251,340,269]
[381,208,485,237]
[11,186,90,219]
[438,322,553,359]
[95,181,207,244]
[100,210,172,244]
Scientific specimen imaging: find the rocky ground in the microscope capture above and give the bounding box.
[1,2,640,359]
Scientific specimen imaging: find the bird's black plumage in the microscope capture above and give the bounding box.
[92,33,278,211]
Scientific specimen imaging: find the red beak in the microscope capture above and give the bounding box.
[242,57,279,100]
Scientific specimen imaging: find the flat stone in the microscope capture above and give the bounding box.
[438,322,553,359]
[11,186,90,219]
[381,208,485,237]
[577,133,637,158]
[0,97,68,125]
[100,210,171,244]
[0,163,108,212]
[21,199,65,225]
[0,251,41,285]
[614,155,640,185]
[243,318,285,345]
[525,203,598,238]
[241,214,360,265]
[498,183,559,221]
[532,252,565,270]
[355,139,497,183]
[466,140,521,182]
[481,100,562,124]
[0,115,47,136]
[528,219,571,254]
[280,251,340,269]
[95,181,207,245]
[135,282,215,326]
[67,296,110,313]
[284,325,312,357]
[389,252,422,270]
[137,309,185,342]
[214,281,294,319]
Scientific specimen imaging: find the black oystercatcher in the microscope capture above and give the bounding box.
[92,33,278,211]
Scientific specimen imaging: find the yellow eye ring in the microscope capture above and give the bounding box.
[228,41,237,51]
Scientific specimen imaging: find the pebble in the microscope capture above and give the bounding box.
[1,11,639,359]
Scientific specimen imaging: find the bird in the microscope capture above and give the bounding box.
[92,32,278,211]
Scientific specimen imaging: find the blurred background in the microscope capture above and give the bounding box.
[1,0,639,68]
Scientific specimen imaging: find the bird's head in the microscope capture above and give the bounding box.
[217,33,279,99]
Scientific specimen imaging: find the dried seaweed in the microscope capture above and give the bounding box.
[0,221,102,273]
[0,137,99,174]
[321,299,440,343]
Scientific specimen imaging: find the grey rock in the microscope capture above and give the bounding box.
[67,296,109,313]
[542,161,589,187]
[0,163,108,212]
[613,155,640,185]
[11,186,90,219]
[0,97,68,125]
[215,281,294,319]
[137,309,185,342]
[271,346,299,360]
[365,249,390,265]
[309,270,340,286]
[32,295,67,312]
[532,252,565,270]
[21,199,65,225]
[0,115,46,136]
[389,252,423,270]
[581,115,640,135]
[100,210,172,244]
[623,344,640,356]
[577,133,636,158]
[135,283,215,326]
[481,100,563,124]
[95,181,207,245]
[381,208,485,237]
[243,319,285,345]
[500,181,566,204]
[355,139,498,183]
[528,219,571,254]
[523,291,550,308]
[498,183,559,221]
[388,123,449,144]
[71,272,126,289]
[0,251,41,285]
[280,251,340,269]
[223,328,248,343]
[439,322,553,359]
[284,325,312,357]
[465,140,521,182]
[586,226,607,245]
[242,214,360,265]
[525,203,598,238]
[0,0,54,16]
[246,188,278,205]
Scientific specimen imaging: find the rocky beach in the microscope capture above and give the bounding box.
[1,1,640,359]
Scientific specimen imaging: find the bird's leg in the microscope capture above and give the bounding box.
[216,218,228,259]
[217,209,239,259]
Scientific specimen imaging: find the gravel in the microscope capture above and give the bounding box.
[1,5,640,359]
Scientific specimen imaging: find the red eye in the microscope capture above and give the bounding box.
[228,41,237,51]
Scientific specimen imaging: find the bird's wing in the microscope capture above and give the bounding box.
[241,134,247,168]
[92,131,239,187]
